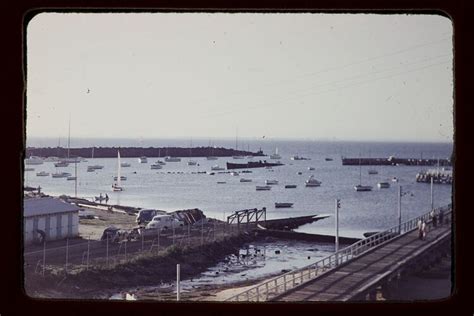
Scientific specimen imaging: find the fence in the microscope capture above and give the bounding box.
[225,205,452,302]
[24,220,241,276]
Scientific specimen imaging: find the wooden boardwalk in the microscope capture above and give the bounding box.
[274,223,451,301]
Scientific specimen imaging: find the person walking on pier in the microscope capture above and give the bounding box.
[421,221,427,240]
[417,219,423,240]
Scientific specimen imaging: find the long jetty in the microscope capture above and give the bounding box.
[342,156,451,166]
[226,205,452,302]
[25,146,265,159]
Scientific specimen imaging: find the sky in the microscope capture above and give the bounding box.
[26,13,453,143]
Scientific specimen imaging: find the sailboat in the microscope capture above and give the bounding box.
[354,156,373,192]
[270,147,281,159]
[112,151,124,192]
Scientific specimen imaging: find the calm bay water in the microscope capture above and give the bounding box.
[25,138,453,238]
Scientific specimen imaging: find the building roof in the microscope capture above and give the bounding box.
[24,197,80,217]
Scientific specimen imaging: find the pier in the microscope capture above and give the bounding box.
[342,156,451,166]
[226,205,452,302]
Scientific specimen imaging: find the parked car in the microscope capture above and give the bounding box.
[136,209,166,225]
[145,215,184,230]
[100,226,129,242]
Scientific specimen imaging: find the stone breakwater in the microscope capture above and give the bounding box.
[25,146,265,158]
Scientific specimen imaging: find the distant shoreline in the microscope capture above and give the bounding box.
[25,146,265,159]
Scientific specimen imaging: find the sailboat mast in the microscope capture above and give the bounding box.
[117,151,121,187]
[67,117,71,159]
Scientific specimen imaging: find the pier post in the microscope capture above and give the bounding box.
[86,236,91,270]
[42,240,46,277]
[106,235,109,267]
[176,264,181,301]
[65,238,69,273]
[141,231,144,252]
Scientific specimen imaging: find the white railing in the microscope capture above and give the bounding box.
[226,205,452,302]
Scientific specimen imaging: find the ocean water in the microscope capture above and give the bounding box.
[24,139,453,238]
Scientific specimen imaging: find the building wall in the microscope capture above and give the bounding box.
[24,211,79,244]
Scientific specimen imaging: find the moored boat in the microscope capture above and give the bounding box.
[211,165,225,171]
[275,202,294,208]
[265,180,278,185]
[164,156,181,162]
[138,156,148,163]
[368,169,378,175]
[354,185,373,191]
[305,175,321,187]
[51,172,71,178]
[36,171,49,176]
[377,182,390,189]
[285,184,297,188]
[25,156,44,165]
[240,178,252,182]
[150,163,163,169]
[121,162,131,167]
[227,161,284,170]
[256,185,271,191]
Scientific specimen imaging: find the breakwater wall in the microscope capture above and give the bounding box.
[26,146,265,159]
[342,157,451,166]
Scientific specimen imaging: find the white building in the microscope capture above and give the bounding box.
[23,197,80,244]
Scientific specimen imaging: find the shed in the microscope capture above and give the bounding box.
[23,197,80,244]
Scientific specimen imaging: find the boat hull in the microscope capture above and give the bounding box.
[227,161,284,170]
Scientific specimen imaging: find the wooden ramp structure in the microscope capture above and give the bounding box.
[226,205,452,302]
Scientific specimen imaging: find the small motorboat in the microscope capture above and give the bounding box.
[275,202,294,208]
[354,185,373,192]
[230,172,239,176]
[305,175,322,187]
[392,177,399,182]
[67,176,77,181]
[211,165,225,171]
[308,167,315,171]
[36,171,49,176]
[265,180,278,185]
[217,181,226,184]
[240,178,252,182]
[256,185,271,191]
[121,162,131,167]
[164,156,181,162]
[138,156,148,163]
[150,163,163,169]
[377,182,390,189]
[187,160,197,166]
[368,170,378,175]
[285,184,297,189]
[25,167,35,171]
[325,158,333,161]
[297,172,303,175]
[51,172,71,178]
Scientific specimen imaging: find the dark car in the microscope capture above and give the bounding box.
[100,226,127,242]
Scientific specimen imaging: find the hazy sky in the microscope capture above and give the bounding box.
[26,13,453,142]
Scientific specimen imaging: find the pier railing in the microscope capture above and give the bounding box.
[225,205,452,302]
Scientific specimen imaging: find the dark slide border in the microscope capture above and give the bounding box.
[3,1,472,315]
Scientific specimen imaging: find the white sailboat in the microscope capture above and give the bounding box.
[112,151,124,192]
[270,147,281,159]
[354,156,373,192]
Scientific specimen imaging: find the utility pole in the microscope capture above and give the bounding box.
[335,199,340,253]
[398,185,402,234]
[176,264,181,301]
[430,176,434,210]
